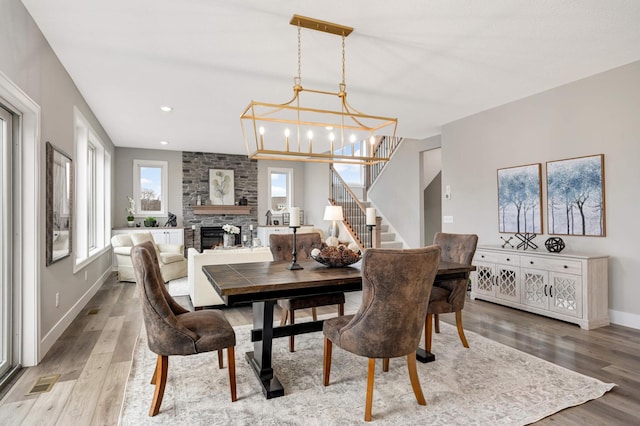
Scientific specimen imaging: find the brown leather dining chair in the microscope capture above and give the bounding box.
[425,232,478,353]
[269,232,345,352]
[131,240,237,416]
[322,246,441,421]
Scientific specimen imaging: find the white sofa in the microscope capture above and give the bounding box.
[111,232,187,282]
[188,247,273,308]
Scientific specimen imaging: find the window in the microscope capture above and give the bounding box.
[268,167,293,211]
[333,140,365,185]
[133,160,168,217]
[74,107,111,267]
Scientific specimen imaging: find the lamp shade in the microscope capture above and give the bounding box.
[323,205,344,221]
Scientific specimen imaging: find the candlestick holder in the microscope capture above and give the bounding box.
[287,226,303,270]
[367,224,376,248]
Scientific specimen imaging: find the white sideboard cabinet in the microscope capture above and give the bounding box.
[112,227,184,245]
[471,246,609,330]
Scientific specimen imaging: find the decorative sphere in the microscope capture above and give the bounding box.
[545,237,565,253]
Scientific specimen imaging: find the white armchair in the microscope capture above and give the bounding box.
[111,232,187,282]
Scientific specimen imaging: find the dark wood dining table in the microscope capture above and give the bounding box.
[202,258,474,399]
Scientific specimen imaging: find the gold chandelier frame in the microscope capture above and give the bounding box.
[240,15,398,165]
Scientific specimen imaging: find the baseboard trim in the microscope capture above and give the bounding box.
[39,268,112,362]
[609,309,640,330]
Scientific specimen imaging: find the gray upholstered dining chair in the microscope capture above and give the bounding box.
[425,232,478,353]
[269,232,345,352]
[131,241,237,416]
[322,246,441,421]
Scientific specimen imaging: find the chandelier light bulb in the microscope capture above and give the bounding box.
[259,126,265,135]
[369,136,375,145]
[307,130,313,153]
[350,134,356,143]
[284,128,290,151]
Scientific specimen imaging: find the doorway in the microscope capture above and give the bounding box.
[0,104,15,387]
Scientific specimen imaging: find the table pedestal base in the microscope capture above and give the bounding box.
[415,347,435,363]
[245,351,284,399]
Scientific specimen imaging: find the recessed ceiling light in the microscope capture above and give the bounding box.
[160,140,169,145]
[160,106,173,112]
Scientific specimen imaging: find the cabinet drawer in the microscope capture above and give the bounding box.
[520,255,581,275]
[475,251,520,266]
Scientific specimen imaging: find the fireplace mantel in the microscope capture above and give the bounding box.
[193,205,252,215]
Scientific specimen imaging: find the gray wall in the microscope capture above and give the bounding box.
[257,160,307,226]
[441,60,640,326]
[114,147,184,228]
[1,0,115,350]
[368,135,441,248]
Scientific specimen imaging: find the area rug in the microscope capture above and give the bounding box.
[166,277,189,297]
[119,322,614,425]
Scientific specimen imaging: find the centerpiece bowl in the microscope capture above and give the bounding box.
[310,245,361,268]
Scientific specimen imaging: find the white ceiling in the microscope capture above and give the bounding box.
[20,0,640,155]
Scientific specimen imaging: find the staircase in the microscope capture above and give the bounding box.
[329,166,404,250]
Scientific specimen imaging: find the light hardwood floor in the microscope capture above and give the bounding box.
[0,273,639,425]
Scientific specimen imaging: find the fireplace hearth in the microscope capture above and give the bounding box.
[200,226,241,252]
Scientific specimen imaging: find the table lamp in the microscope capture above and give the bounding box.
[323,205,344,239]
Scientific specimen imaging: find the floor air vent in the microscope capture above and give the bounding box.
[26,373,60,395]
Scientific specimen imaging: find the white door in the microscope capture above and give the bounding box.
[0,105,13,379]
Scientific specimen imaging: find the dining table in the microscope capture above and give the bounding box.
[202,258,475,399]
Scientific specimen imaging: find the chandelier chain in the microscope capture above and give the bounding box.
[341,34,346,85]
[297,25,302,81]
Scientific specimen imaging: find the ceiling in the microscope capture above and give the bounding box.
[20,0,640,155]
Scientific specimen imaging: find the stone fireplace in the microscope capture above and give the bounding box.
[200,226,242,252]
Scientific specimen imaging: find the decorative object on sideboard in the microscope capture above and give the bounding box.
[515,232,537,250]
[546,154,605,237]
[497,163,543,234]
[144,216,157,228]
[239,15,398,166]
[126,195,135,227]
[545,237,566,253]
[164,212,177,227]
[265,210,272,225]
[500,235,514,249]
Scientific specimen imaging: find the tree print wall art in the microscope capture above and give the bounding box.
[546,154,605,236]
[497,163,542,233]
[209,169,234,205]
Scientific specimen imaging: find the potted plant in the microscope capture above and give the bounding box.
[126,196,135,227]
[144,216,157,227]
[222,224,240,248]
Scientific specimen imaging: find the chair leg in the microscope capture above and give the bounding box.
[279,307,288,326]
[338,303,344,316]
[217,349,224,369]
[365,358,376,422]
[288,309,296,352]
[382,358,389,372]
[323,338,332,386]
[455,310,470,348]
[407,352,426,406]
[149,355,168,417]
[312,307,318,321]
[425,314,433,353]
[434,314,440,333]
[227,346,237,402]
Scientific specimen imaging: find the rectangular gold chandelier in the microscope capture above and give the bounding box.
[240,15,398,165]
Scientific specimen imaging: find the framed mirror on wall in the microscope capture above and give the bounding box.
[46,141,73,266]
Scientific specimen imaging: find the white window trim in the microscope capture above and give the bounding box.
[133,159,168,217]
[0,70,41,366]
[74,107,111,271]
[267,167,294,211]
